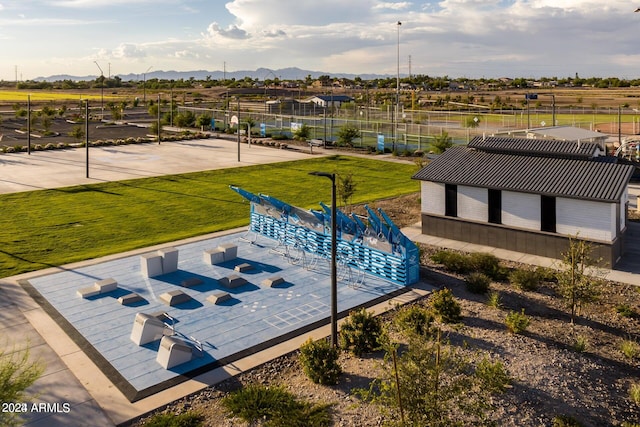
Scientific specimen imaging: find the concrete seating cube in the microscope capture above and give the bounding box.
[218,243,238,261]
[261,276,285,288]
[207,291,232,305]
[118,293,144,305]
[159,290,191,306]
[159,247,179,274]
[156,336,193,369]
[180,277,203,288]
[219,274,247,289]
[131,313,167,345]
[141,252,164,278]
[77,278,118,298]
[234,262,253,273]
[203,248,225,265]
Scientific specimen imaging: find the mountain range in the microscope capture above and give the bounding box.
[35,67,391,82]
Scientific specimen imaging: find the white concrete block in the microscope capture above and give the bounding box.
[131,313,166,345]
[159,247,179,274]
[203,248,225,265]
[156,336,193,369]
[141,252,164,277]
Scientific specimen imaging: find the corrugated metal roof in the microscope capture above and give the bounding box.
[468,136,599,159]
[412,146,635,202]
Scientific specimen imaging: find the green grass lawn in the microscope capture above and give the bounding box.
[0,155,419,278]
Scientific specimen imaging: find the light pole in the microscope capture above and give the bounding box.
[395,20,402,152]
[157,94,161,144]
[143,66,152,106]
[94,61,104,120]
[309,171,338,347]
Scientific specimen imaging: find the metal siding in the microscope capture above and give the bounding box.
[502,191,540,230]
[421,181,445,215]
[556,198,613,242]
[457,185,487,222]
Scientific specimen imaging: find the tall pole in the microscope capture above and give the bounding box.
[27,94,31,155]
[237,98,241,162]
[309,171,338,347]
[157,94,161,144]
[143,66,152,106]
[85,100,89,178]
[395,21,402,153]
[94,61,104,120]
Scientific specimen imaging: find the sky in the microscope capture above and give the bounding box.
[2,0,640,81]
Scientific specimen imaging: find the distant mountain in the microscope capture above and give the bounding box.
[35,67,390,82]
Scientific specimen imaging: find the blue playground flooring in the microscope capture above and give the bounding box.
[23,230,408,401]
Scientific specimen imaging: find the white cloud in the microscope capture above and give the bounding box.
[204,22,249,40]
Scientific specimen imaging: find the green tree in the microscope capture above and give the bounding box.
[556,235,602,325]
[0,346,44,427]
[196,113,212,131]
[431,131,453,154]
[337,172,356,211]
[69,125,85,142]
[336,124,360,147]
[293,123,311,140]
[174,110,196,128]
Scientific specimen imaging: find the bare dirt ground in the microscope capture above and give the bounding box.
[133,194,640,427]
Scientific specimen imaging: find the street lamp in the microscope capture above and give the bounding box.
[395,20,402,152]
[94,61,104,120]
[309,171,338,348]
[143,66,152,106]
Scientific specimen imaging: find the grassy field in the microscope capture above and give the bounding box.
[0,155,418,278]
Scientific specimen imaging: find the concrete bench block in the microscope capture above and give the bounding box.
[159,247,179,274]
[131,312,167,345]
[141,252,164,278]
[218,243,238,261]
[207,291,232,305]
[159,290,191,306]
[203,248,225,265]
[118,293,144,305]
[95,278,118,293]
[219,274,247,289]
[261,276,285,288]
[234,262,253,273]
[156,336,193,369]
[181,277,203,288]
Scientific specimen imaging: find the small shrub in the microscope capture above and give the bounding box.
[44,143,55,150]
[465,272,491,294]
[299,338,341,385]
[430,288,462,324]
[573,335,588,353]
[394,304,435,337]
[630,382,640,405]
[222,384,332,427]
[620,339,639,359]
[552,415,583,427]
[475,356,510,394]
[339,308,383,356]
[616,304,636,318]
[142,411,204,427]
[509,268,542,291]
[468,252,504,279]
[505,309,530,334]
[536,266,558,283]
[430,250,473,274]
[486,291,502,309]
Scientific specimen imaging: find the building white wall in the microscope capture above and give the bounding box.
[502,191,540,230]
[457,185,487,222]
[421,181,445,215]
[556,197,615,242]
[620,187,628,232]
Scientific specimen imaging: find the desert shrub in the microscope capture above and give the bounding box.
[552,415,583,427]
[394,304,435,337]
[536,266,558,283]
[486,291,502,309]
[222,384,332,427]
[430,250,473,274]
[620,339,639,359]
[465,272,491,294]
[299,338,341,385]
[339,308,383,356]
[430,288,462,324]
[616,304,636,318]
[505,309,530,334]
[509,268,542,291]
[573,335,588,353]
[142,411,204,427]
[468,252,504,279]
[630,382,640,405]
[475,356,510,394]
